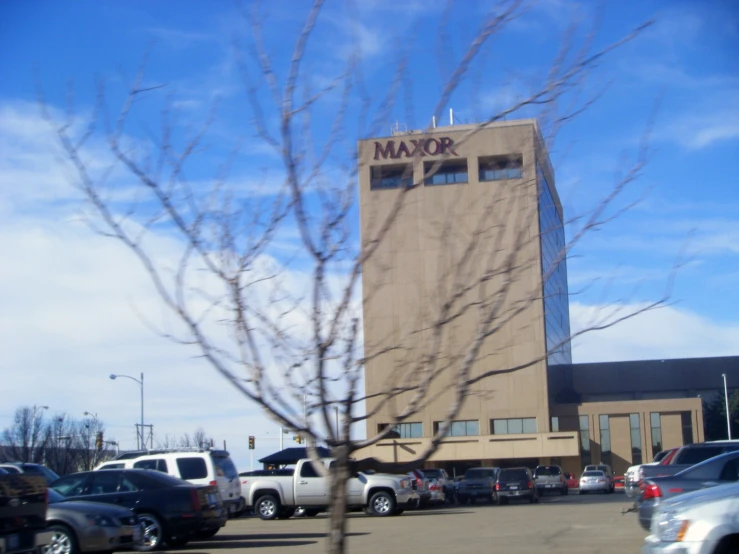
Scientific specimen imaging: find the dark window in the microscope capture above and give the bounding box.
[119,477,138,492]
[491,418,537,434]
[424,159,468,185]
[212,455,238,479]
[498,469,530,482]
[534,466,561,477]
[380,422,422,439]
[133,459,169,473]
[630,414,642,465]
[478,155,523,181]
[464,469,497,480]
[719,459,739,481]
[52,474,90,497]
[99,463,125,470]
[300,462,322,478]
[677,447,724,465]
[176,457,208,480]
[551,417,559,432]
[130,470,189,489]
[90,472,120,495]
[599,415,612,467]
[650,413,662,457]
[681,412,694,445]
[579,415,591,467]
[1,466,20,473]
[370,163,414,190]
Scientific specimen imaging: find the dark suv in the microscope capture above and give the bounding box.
[456,467,499,504]
[496,467,538,504]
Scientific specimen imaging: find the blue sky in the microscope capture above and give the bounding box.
[1,0,737,469]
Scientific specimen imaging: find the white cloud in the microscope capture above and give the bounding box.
[571,302,739,363]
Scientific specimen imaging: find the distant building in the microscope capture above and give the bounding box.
[356,118,730,477]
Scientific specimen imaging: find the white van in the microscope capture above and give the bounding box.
[95,448,243,516]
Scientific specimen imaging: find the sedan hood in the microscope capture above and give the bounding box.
[49,500,135,518]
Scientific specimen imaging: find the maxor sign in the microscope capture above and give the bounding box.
[373,137,459,160]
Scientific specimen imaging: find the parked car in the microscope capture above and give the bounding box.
[638,441,739,484]
[579,470,611,494]
[533,465,567,496]
[242,458,418,519]
[50,469,227,550]
[495,467,537,504]
[409,470,433,507]
[95,448,242,517]
[643,482,739,554]
[421,468,453,504]
[636,450,739,530]
[0,472,53,554]
[456,467,499,504]
[625,448,680,497]
[583,465,614,492]
[46,489,141,554]
[0,462,60,485]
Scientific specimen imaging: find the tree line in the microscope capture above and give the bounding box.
[1,405,214,475]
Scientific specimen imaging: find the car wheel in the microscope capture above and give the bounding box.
[255,495,281,521]
[277,507,296,519]
[369,491,396,517]
[561,486,567,496]
[136,513,164,552]
[44,524,78,554]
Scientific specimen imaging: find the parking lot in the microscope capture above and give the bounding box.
[162,491,647,554]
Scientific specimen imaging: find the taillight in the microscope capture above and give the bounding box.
[643,483,662,500]
[191,489,202,510]
[209,480,217,486]
[429,484,439,491]
[495,483,501,491]
[527,481,533,489]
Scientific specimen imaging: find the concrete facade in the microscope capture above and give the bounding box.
[356,119,710,476]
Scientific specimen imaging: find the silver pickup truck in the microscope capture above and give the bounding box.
[242,458,419,520]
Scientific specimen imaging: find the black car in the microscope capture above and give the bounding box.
[495,467,538,504]
[50,469,227,551]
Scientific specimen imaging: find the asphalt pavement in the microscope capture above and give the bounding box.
[161,491,647,554]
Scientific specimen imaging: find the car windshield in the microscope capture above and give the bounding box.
[582,471,604,477]
[498,469,528,482]
[48,489,65,504]
[465,469,494,480]
[212,454,238,479]
[423,469,443,478]
[534,466,561,477]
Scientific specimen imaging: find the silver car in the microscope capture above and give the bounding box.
[46,489,141,554]
[579,470,611,494]
[643,482,739,554]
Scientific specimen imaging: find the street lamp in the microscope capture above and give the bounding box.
[110,372,144,449]
[722,374,732,440]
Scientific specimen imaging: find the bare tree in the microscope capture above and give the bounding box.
[43,2,671,552]
[0,406,50,464]
[178,428,213,449]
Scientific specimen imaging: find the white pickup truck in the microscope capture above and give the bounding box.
[242,458,419,520]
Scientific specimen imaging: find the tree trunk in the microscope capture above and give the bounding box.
[327,452,350,554]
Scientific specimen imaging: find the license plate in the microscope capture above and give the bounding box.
[514,491,521,495]
[8,534,18,550]
[510,486,518,490]
[546,484,554,488]
[208,493,218,504]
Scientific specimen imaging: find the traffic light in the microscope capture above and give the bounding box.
[294,434,302,444]
[248,436,255,450]
[96,432,103,451]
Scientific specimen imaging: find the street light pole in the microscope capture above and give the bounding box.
[110,373,145,449]
[722,373,732,440]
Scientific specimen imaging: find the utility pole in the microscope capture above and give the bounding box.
[723,373,732,440]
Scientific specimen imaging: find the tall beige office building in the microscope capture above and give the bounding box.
[357,119,703,476]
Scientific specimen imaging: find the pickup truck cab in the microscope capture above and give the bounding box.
[637,441,739,484]
[242,459,418,520]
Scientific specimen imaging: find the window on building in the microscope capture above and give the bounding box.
[630,414,642,465]
[478,155,523,181]
[580,415,591,467]
[434,420,479,436]
[551,416,560,432]
[424,159,468,185]
[681,412,694,445]
[370,163,414,190]
[600,415,612,467]
[491,418,537,435]
[378,422,423,439]
[650,413,662,457]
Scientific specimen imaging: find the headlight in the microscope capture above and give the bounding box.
[398,479,410,489]
[654,511,690,542]
[86,514,118,527]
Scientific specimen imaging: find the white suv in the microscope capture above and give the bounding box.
[95,448,243,516]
